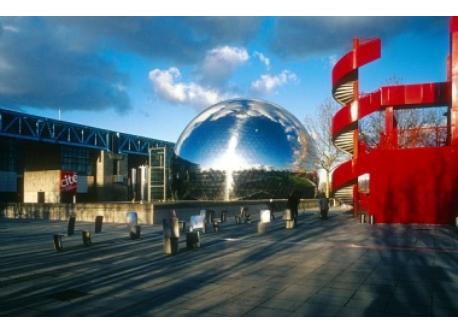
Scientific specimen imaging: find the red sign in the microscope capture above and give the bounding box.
[60,171,78,193]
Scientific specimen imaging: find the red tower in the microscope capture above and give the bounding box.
[331,17,458,224]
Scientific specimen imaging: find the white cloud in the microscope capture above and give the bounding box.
[251,70,298,94]
[0,57,12,71]
[149,67,230,110]
[328,55,337,68]
[253,51,271,70]
[200,46,249,86]
[2,25,19,33]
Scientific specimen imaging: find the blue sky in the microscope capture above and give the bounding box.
[0,17,450,142]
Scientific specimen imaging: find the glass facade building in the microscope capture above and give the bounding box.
[61,146,92,176]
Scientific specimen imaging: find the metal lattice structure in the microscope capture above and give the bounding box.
[0,108,173,156]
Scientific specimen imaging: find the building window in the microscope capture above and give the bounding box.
[61,146,92,176]
[0,140,16,172]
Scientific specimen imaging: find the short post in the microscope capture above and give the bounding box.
[163,211,180,255]
[455,217,458,228]
[369,215,375,225]
[67,216,76,236]
[53,234,64,251]
[127,211,141,239]
[257,209,271,234]
[319,197,329,220]
[186,230,200,249]
[179,220,185,232]
[200,209,208,233]
[206,210,215,232]
[95,215,103,234]
[283,209,295,229]
[360,214,366,224]
[82,231,92,246]
[244,207,251,224]
[163,218,173,255]
[133,225,141,239]
[213,220,220,232]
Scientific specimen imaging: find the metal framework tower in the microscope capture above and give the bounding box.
[148,146,168,202]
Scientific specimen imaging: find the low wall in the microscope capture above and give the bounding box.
[0,202,152,224]
[151,199,323,225]
[0,199,334,225]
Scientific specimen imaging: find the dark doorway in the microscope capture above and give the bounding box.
[37,192,45,203]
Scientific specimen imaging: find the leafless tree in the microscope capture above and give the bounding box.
[360,105,447,148]
[359,76,447,148]
[305,98,349,198]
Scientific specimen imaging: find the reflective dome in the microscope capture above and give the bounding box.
[171,99,316,200]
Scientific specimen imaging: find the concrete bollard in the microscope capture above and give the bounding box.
[285,220,295,229]
[127,211,137,225]
[163,236,179,255]
[369,215,375,225]
[205,210,215,233]
[95,215,104,234]
[127,211,141,239]
[67,216,76,236]
[455,217,458,227]
[163,211,181,255]
[82,231,92,246]
[221,210,227,223]
[283,209,295,229]
[179,220,185,233]
[213,221,220,232]
[257,223,268,234]
[53,234,64,251]
[130,225,141,240]
[257,209,271,234]
[360,214,366,224]
[186,231,200,249]
[163,219,173,255]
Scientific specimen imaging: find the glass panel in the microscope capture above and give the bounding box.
[61,146,92,175]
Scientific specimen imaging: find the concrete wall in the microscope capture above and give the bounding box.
[0,199,324,225]
[95,151,128,201]
[23,170,93,203]
[151,199,322,225]
[23,170,60,203]
[1,202,152,224]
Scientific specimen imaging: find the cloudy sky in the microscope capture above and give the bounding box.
[0,17,450,142]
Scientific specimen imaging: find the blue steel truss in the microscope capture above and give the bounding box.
[0,108,173,156]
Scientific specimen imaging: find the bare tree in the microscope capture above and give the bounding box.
[359,75,447,148]
[360,105,447,148]
[305,98,349,198]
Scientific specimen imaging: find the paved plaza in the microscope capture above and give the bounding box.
[0,209,457,317]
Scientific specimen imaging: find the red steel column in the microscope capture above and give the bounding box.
[352,38,360,216]
[450,17,458,146]
[385,106,398,148]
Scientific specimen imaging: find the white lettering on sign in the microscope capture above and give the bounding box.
[60,171,78,192]
[61,174,78,188]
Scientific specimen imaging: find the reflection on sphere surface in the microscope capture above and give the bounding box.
[172,99,316,200]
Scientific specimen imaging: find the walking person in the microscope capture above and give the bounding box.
[287,190,301,222]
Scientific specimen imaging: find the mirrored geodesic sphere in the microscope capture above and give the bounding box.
[171,99,316,200]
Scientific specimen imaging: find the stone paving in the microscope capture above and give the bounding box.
[0,209,457,317]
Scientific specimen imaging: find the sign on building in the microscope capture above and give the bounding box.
[60,170,78,192]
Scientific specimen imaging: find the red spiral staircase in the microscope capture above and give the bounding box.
[330,17,458,224]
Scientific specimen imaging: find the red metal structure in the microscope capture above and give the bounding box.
[331,17,458,224]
